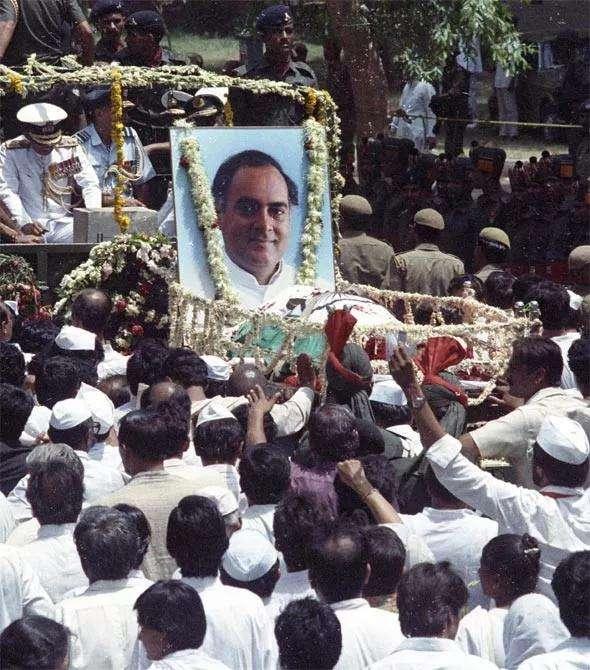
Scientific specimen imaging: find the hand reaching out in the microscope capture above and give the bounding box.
[388,345,418,390]
[337,459,374,499]
[246,384,281,415]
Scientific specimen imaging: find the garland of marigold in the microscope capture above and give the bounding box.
[110,68,131,233]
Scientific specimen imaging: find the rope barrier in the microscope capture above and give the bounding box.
[397,113,582,130]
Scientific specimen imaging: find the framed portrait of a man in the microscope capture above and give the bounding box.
[170,126,336,311]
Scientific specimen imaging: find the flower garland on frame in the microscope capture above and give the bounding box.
[110,68,131,233]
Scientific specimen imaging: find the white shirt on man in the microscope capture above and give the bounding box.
[455,605,508,666]
[265,568,315,621]
[391,80,436,152]
[16,522,87,603]
[0,491,15,542]
[368,636,498,669]
[180,574,276,670]
[148,648,231,670]
[517,637,590,670]
[241,503,276,544]
[330,597,404,670]
[550,332,581,390]
[55,574,152,670]
[426,433,590,601]
[97,341,130,381]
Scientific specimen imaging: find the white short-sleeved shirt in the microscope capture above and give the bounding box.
[455,605,508,666]
[0,491,15,542]
[551,332,581,390]
[241,503,276,544]
[517,637,590,670]
[265,568,315,621]
[148,648,231,669]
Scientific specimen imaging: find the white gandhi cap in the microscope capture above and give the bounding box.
[200,355,231,382]
[536,415,590,465]
[54,325,96,352]
[50,398,92,431]
[222,529,278,582]
[195,401,236,428]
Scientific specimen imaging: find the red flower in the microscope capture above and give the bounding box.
[131,324,144,337]
[116,299,127,313]
[180,156,190,168]
[138,282,152,296]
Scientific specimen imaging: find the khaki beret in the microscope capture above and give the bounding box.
[414,208,444,230]
[340,195,372,219]
[568,245,590,272]
[479,227,510,249]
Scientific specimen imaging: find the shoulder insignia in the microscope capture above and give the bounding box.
[57,136,79,147]
[123,127,133,138]
[4,138,30,149]
[75,130,90,143]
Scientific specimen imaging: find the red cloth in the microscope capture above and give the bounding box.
[324,309,372,391]
[414,336,469,407]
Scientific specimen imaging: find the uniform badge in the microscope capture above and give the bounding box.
[48,156,83,180]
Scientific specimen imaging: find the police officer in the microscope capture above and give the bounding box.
[389,208,464,295]
[0,103,101,244]
[230,4,317,126]
[474,227,511,282]
[76,87,156,206]
[90,0,127,62]
[338,195,396,289]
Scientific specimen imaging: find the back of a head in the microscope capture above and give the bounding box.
[551,550,590,637]
[119,409,180,464]
[0,382,34,442]
[568,337,590,392]
[512,273,544,304]
[134,580,207,658]
[26,443,84,525]
[112,503,151,571]
[35,356,81,408]
[397,562,468,638]
[363,526,406,599]
[479,236,510,265]
[167,495,229,578]
[525,281,571,331]
[0,615,69,670]
[485,271,516,310]
[309,404,359,464]
[164,348,208,390]
[447,274,485,302]
[511,337,563,388]
[424,465,464,508]
[0,341,25,387]
[74,506,140,582]
[98,375,131,409]
[17,318,59,355]
[275,598,342,670]
[274,491,334,571]
[309,526,368,603]
[71,289,112,336]
[238,446,291,505]
[227,363,265,397]
[126,340,169,396]
[194,417,243,464]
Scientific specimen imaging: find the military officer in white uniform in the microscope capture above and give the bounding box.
[0,103,101,243]
[76,87,156,205]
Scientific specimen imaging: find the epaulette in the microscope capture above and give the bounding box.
[4,138,30,149]
[123,127,133,138]
[75,130,91,144]
[57,136,80,147]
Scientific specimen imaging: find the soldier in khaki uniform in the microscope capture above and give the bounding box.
[568,245,590,298]
[474,227,511,282]
[389,208,464,295]
[338,194,395,288]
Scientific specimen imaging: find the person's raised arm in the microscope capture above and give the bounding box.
[245,384,281,447]
[72,19,94,66]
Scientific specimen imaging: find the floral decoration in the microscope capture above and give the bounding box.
[110,68,131,233]
[0,253,49,319]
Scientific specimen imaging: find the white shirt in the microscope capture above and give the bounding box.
[89,440,124,472]
[550,332,581,390]
[330,597,404,670]
[399,507,498,609]
[241,503,276,543]
[97,341,130,381]
[455,605,508,666]
[0,136,101,233]
[391,80,436,151]
[0,491,15,542]
[0,544,54,632]
[16,522,87,603]
[8,449,125,522]
[180,574,275,670]
[426,433,590,601]
[369,636,498,669]
[265,568,315,620]
[224,253,298,311]
[469,386,589,486]
[20,404,51,447]
[379,522,435,569]
[55,575,152,670]
[148,648,231,670]
[517,637,590,670]
[76,124,155,189]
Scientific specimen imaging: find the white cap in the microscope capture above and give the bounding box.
[4,300,18,315]
[160,89,194,108]
[54,325,96,352]
[17,102,67,126]
[222,529,278,582]
[568,290,582,311]
[195,86,228,105]
[200,486,239,516]
[78,383,115,435]
[50,398,92,431]
[195,401,236,428]
[200,355,231,382]
[536,415,590,465]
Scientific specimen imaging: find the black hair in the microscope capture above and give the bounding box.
[0,341,26,387]
[481,534,540,600]
[220,559,280,599]
[71,289,113,336]
[363,526,406,599]
[17,319,59,355]
[134,580,207,653]
[533,442,589,487]
[354,419,385,457]
[153,394,191,456]
[424,465,463,506]
[484,271,516,309]
[212,150,299,212]
[126,340,169,396]
[232,403,279,444]
[309,526,369,603]
[512,273,544,303]
[119,409,180,462]
[239,446,290,505]
[447,274,485,302]
[164,348,208,390]
[193,417,243,464]
[27,453,84,525]
[551,550,590,637]
[227,363,266,397]
[334,454,399,526]
[35,356,81,408]
[48,417,93,452]
[112,503,151,570]
[275,598,342,670]
[568,338,590,390]
[274,491,334,572]
[415,225,442,244]
[478,237,510,265]
[511,337,563,388]
[167,495,229,578]
[0,382,34,441]
[524,281,571,330]
[397,562,468,637]
[308,404,359,464]
[74,506,141,582]
[98,375,131,408]
[0,616,70,670]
